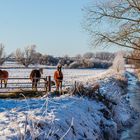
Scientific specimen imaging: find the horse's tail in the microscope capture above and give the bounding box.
[30,71,34,81]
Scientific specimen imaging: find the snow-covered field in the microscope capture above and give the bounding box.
[1,61,106,92]
[6,68,105,83]
[3,61,105,79]
[0,62,139,140]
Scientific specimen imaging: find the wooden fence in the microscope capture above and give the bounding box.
[0,76,53,93]
[0,76,72,94]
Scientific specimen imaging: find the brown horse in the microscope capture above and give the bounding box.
[54,65,63,93]
[0,70,9,88]
[30,68,43,90]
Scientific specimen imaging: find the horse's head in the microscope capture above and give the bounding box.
[57,64,62,72]
[39,68,43,74]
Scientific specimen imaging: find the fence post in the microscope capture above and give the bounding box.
[48,76,51,92]
[44,76,48,92]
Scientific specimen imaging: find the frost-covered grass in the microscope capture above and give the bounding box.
[0,70,137,140]
[0,62,138,139]
[0,95,117,139]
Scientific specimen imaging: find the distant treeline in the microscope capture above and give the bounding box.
[13,52,115,69]
[59,52,115,69]
[0,44,115,69]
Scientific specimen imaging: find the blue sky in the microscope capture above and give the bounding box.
[0,0,95,57]
[0,0,123,57]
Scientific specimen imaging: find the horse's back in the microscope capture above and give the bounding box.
[30,70,41,81]
[0,70,8,79]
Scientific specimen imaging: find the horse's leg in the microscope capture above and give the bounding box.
[60,81,63,94]
[32,81,35,90]
[0,80,1,88]
[55,81,59,91]
[35,81,37,91]
[32,79,35,90]
[4,80,7,88]
[1,80,2,88]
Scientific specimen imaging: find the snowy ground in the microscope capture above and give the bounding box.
[0,62,139,139]
[0,61,105,92]
[0,95,117,140]
[119,72,140,140]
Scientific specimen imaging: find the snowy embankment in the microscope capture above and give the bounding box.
[0,69,138,140]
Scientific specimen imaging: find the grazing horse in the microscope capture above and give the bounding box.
[30,68,43,90]
[54,65,63,93]
[0,70,9,88]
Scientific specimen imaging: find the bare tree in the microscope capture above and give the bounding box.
[15,45,37,67]
[95,52,115,61]
[83,52,94,59]
[32,52,43,64]
[75,54,82,61]
[83,0,140,61]
[0,43,11,65]
[126,49,140,71]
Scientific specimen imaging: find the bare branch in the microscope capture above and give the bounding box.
[124,56,140,61]
[14,45,37,67]
[83,0,140,52]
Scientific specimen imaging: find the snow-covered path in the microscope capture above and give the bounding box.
[120,72,140,140]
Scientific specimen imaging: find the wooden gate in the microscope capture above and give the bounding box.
[0,76,53,93]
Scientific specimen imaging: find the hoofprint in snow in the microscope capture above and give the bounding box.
[0,67,139,139]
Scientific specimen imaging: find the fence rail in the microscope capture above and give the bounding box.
[0,76,52,93]
[4,82,45,85]
[0,76,72,93]
[0,90,48,93]
[0,77,46,80]
[0,66,56,69]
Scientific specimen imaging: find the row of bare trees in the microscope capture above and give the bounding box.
[0,43,116,68]
[0,44,59,67]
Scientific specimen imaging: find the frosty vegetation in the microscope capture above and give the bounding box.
[112,52,125,73]
[0,66,139,139]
